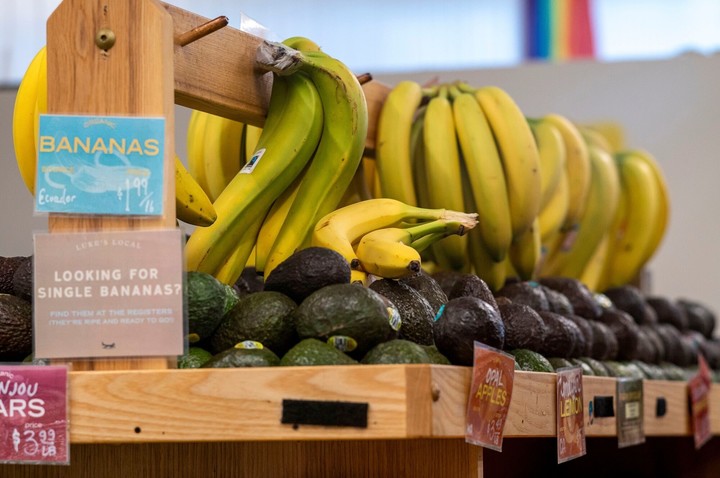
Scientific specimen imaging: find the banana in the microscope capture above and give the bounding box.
[475,86,541,238]
[603,151,662,287]
[13,46,46,194]
[256,42,368,278]
[538,167,569,242]
[508,217,541,281]
[528,118,566,211]
[243,124,263,164]
[311,198,478,270]
[375,80,423,206]
[187,110,211,195]
[541,145,620,278]
[355,218,473,279]
[422,87,468,270]
[203,113,244,201]
[362,155,377,199]
[213,213,266,285]
[578,124,613,154]
[542,114,591,231]
[629,149,670,264]
[175,156,217,226]
[584,121,625,153]
[453,90,512,262]
[410,105,429,208]
[184,71,324,280]
[579,231,612,292]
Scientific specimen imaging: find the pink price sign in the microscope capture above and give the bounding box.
[0,365,69,465]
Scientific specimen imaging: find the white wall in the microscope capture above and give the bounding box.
[2,52,720,315]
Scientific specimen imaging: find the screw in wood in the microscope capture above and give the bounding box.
[176,16,230,47]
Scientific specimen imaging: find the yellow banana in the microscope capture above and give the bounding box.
[584,121,625,153]
[629,149,670,265]
[187,110,211,196]
[580,231,612,292]
[375,80,423,206]
[508,217,541,281]
[175,156,217,227]
[528,118,566,211]
[578,124,613,154]
[475,86,541,238]
[604,152,662,287]
[184,71,324,280]
[203,113,244,201]
[311,198,478,270]
[542,145,620,278]
[213,214,266,285]
[362,155,377,199]
[542,114,591,231]
[453,90,512,262]
[423,87,468,270]
[243,124,263,164]
[13,46,46,194]
[538,167,569,242]
[355,219,474,279]
[256,43,368,278]
[410,105,430,208]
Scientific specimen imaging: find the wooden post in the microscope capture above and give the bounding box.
[46,0,176,370]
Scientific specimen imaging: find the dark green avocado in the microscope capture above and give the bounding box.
[280,338,357,366]
[362,339,434,364]
[369,278,434,346]
[202,343,280,368]
[399,269,448,315]
[0,293,33,361]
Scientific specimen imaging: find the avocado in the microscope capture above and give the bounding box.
[294,283,398,358]
[699,337,720,369]
[603,285,655,325]
[399,269,448,315]
[634,327,659,364]
[0,294,33,361]
[677,298,716,339]
[647,296,688,331]
[362,339,434,364]
[202,343,281,368]
[221,283,241,315]
[186,271,232,342]
[577,357,610,376]
[497,300,547,352]
[210,291,297,356]
[510,349,554,373]
[496,281,549,313]
[431,270,467,298]
[447,273,499,313]
[596,308,641,361]
[178,346,213,369]
[548,357,574,370]
[603,360,634,378]
[433,296,505,366]
[655,323,692,366]
[658,361,686,381]
[0,256,28,294]
[593,293,614,311]
[632,360,666,380]
[420,344,452,365]
[566,315,594,357]
[641,325,666,364]
[587,319,619,361]
[539,277,601,319]
[536,311,584,359]
[264,247,351,304]
[280,338,357,366]
[235,266,265,295]
[11,255,33,302]
[542,286,574,316]
[369,278,434,346]
[569,358,595,376]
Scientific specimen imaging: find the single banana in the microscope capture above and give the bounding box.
[475,86,541,238]
[203,113,244,201]
[256,42,368,278]
[375,80,423,206]
[579,231,612,292]
[578,124,613,154]
[355,218,473,279]
[423,87,468,270]
[508,217,541,281]
[362,155,377,199]
[538,167,569,241]
[213,213,266,285]
[175,156,217,227]
[311,198,478,270]
[13,46,46,194]
[453,90,512,262]
[604,152,662,287]
[184,71,324,279]
[187,110,211,196]
[410,105,429,208]
[542,114,591,231]
[528,118,566,211]
[243,124,263,164]
[542,145,620,278]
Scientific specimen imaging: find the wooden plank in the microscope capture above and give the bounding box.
[711,383,720,434]
[431,365,471,437]
[504,371,557,437]
[644,379,691,436]
[583,376,617,437]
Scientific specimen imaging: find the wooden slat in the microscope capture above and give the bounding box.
[710,383,720,434]
[644,379,691,436]
[583,376,617,437]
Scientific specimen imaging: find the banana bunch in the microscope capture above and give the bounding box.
[12,46,217,227]
[373,80,542,290]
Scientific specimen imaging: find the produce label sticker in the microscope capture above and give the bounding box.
[617,377,645,448]
[689,354,712,449]
[33,229,184,359]
[35,114,165,216]
[0,365,69,465]
[556,366,586,463]
[465,342,514,451]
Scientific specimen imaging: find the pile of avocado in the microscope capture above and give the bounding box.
[0,255,33,361]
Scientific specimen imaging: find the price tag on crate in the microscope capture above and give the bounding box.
[465,342,515,451]
[617,377,645,448]
[33,229,185,359]
[556,366,586,463]
[0,365,69,465]
[689,354,712,449]
[35,114,165,216]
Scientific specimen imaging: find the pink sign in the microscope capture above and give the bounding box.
[689,354,712,450]
[33,229,185,359]
[0,365,69,464]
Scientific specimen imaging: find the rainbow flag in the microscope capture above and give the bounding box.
[526,0,595,61]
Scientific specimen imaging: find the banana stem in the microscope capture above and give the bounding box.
[410,231,452,253]
[402,218,471,244]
